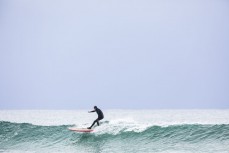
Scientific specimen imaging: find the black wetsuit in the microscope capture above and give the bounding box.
[88,108,104,129]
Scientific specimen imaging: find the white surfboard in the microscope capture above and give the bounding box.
[68,127,93,132]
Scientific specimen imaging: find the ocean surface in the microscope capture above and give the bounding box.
[0,110,229,153]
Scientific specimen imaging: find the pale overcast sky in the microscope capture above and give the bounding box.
[0,0,229,109]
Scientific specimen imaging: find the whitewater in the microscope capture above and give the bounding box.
[0,110,229,153]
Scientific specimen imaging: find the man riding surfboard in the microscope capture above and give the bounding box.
[87,106,104,129]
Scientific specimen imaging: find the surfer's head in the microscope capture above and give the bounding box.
[94,106,97,110]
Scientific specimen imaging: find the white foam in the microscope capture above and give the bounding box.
[0,110,229,127]
[93,118,150,135]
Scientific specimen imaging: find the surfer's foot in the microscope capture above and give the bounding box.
[87,127,91,129]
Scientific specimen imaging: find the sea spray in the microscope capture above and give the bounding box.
[1,121,229,153]
[1,110,229,153]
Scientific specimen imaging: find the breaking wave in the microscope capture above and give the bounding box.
[1,121,229,153]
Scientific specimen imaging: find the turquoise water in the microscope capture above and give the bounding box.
[0,110,229,153]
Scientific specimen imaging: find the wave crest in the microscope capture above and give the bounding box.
[1,121,229,145]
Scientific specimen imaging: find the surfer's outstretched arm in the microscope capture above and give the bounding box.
[88,110,95,113]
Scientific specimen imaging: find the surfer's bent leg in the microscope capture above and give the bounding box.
[97,117,103,126]
[95,118,99,126]
[88,119,99,129]
[88,117,103,129]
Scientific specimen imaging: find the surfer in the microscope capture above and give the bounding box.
[87,106,104,129]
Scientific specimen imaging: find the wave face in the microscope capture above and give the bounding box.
[1,121,229,153]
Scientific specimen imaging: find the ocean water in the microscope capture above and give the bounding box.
[0,110,229,153]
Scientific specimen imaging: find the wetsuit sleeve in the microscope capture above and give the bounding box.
[89,110,95,113]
